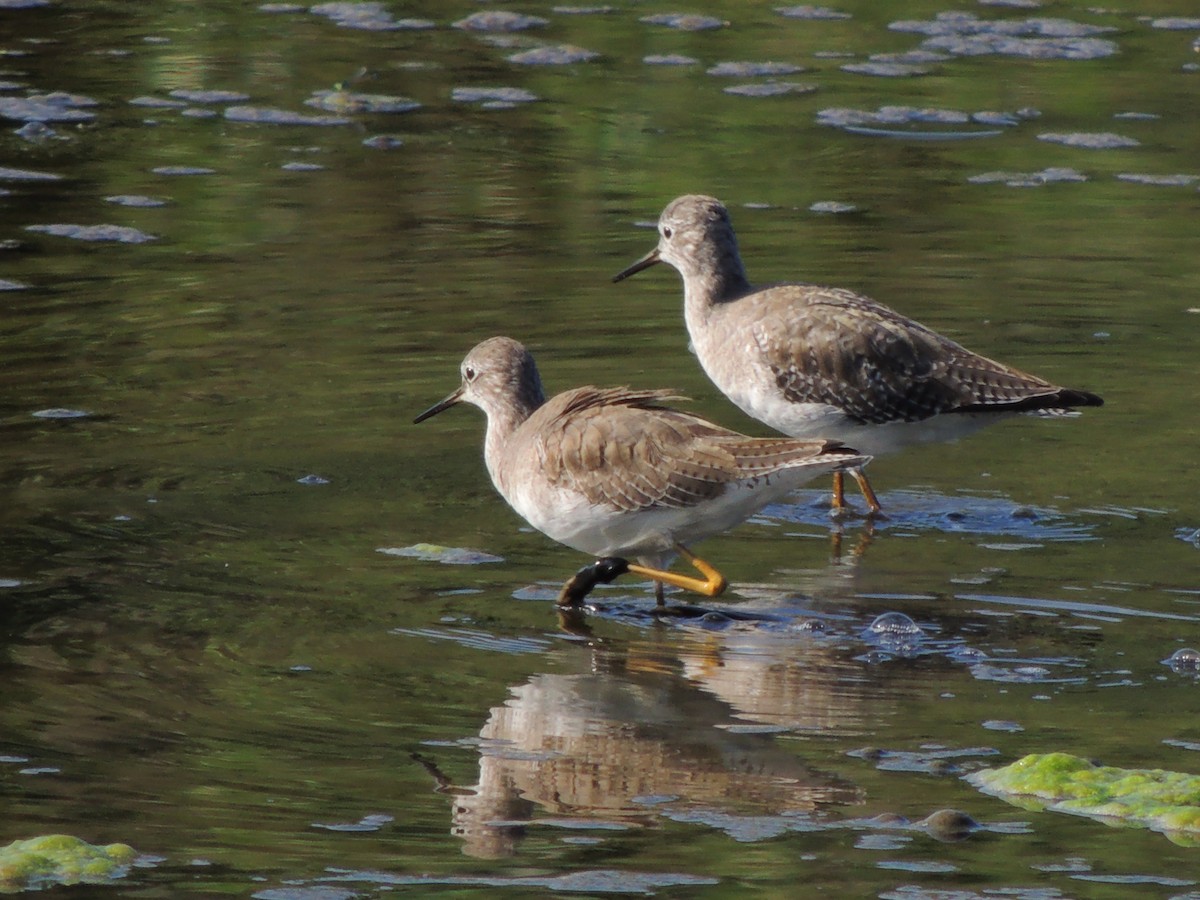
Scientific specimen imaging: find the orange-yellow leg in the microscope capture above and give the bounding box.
[626,543,728,606]
[851,468,883,514]
[832,467,882,514]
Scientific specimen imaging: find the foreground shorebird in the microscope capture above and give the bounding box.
[415,337,869,606]
[614,194,1103,513]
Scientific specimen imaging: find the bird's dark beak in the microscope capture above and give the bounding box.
[413,386,464,424]
[612,247,661,283]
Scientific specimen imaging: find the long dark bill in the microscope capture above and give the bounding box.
[611,247,661,283]
[413,387,464,424]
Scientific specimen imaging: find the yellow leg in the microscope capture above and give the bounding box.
[626,543,728,605]
[831,470,847,510]
[850,467,883,514]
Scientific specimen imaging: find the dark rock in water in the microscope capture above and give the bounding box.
[920,809,980,841]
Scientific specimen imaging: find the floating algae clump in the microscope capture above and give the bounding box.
[968,752,1200,844]
[0,835,138,891]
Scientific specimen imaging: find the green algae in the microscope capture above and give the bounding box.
[968,753,1200,845]
[0,835,138,892]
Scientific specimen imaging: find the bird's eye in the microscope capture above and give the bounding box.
[464,366,477,381]
[662,226,673,239]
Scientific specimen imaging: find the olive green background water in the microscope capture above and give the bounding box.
[1,1,1198,897]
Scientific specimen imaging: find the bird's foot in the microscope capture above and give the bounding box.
[556,557,630,607]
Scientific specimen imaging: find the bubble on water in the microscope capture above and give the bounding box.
[0,279,29,290]
[868,612,922,635]
[26,223,158,243]
[507,45,600,65]
[707,61,804,77]
[1038,131,1140,149]
[296,474,330,485]
[259,3,304,12]
[453,11,548,32]
[640,13,726,31]
[1163,647,1200,672]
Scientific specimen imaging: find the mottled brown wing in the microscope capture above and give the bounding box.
[532,387,762,512]
[755,286,1080,424]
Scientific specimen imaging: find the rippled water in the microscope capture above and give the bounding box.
[2,1,1199,896]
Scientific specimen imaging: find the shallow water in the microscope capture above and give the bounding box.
[1,1,1199,896]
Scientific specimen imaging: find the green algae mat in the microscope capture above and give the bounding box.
[0,835,138,892]
[968,753,1200,846]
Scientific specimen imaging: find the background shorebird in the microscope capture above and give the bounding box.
[614,194,1103,513]
[415,336,869,606]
